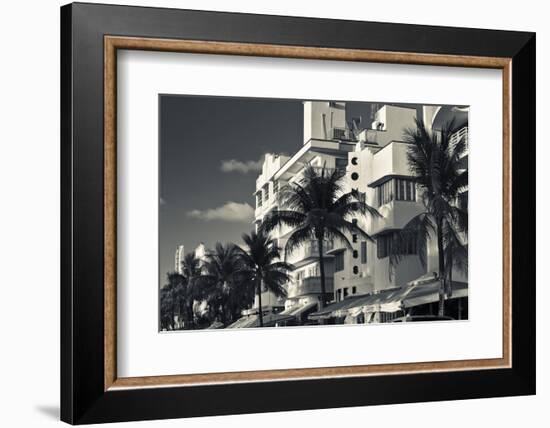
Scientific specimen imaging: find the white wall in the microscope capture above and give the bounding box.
[373,105,417,146]
[0,1,546,427]
[370,141,417,185]
[303,101,347,143]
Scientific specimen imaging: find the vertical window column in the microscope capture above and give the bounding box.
[263,183,269,203]
[361,241,367,264]
[256,191,262,208]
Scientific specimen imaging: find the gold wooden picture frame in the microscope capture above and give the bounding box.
[104,36,512,391]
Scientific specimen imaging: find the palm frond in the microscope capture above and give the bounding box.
[333,194,381,220]
[261,210,307,234]
[284,226,315,258]
[324,212,375,242]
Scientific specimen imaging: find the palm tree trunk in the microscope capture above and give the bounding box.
[186,303,194,329]
[446,246,454,299]
[257,278,264,327]
[179,302,185,329]
[437,218,446,316]
[219,302,227,325]
[317,238,326,309]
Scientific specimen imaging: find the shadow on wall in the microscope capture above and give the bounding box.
[35,405,59,420]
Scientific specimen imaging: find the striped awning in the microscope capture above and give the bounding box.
[226,312,296,328]
[403,281,468,308]
[226,315,258,329]
[308,295,366,320]
[309,278,468,320]
[280,302,318,317]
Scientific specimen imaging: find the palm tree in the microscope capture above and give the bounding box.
[391,119,468,316]
[160,272,185,330]
[201,243,251,326]
[160,285,175,330]
[261,165,380,309]
[178,252,202,329]
[235,230,294,327]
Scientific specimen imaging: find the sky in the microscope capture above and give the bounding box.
[158,95,383,286]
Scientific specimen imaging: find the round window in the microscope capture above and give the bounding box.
[351,172,359,181]
[351,157,358,165]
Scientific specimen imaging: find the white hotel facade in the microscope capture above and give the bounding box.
[249,101,468,325]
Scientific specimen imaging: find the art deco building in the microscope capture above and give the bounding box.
[251,102,356,321]
[244,100,469,326]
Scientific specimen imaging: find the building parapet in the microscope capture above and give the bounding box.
[370,200,425,236]
[287,277,335,299]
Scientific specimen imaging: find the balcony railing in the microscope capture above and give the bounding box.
[287,277,335,299]
[331,127,356,141]
[450,126,468,148]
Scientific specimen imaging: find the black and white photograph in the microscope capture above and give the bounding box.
[159,96,469,331]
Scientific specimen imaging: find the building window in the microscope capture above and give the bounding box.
[273,181,279,195]
[352,250,358,259]
[376,179,394,206]
[351,172,359,181]
[352,234,358,243]
[353,266,359,275]
[263,185,269,202]
[256,193,262,208]
[337,289,342,302]
[361,241,367,264]
[334,252,344,272]
[352,218,358,226]
[308,264,320,277]
[351,157,358,165]
[352,286,357,294]
[376,178,416,206]
[376,232,417,259]
[343,288,349,298]
[395,178,416,202]
[377,233,392,259]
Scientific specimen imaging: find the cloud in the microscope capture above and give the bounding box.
[187,201,254,223]
[220,157,263,174]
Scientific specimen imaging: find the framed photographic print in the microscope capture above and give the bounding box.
[60,2,536,424]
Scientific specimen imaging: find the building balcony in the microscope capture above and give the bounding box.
[369,141,413,185]
[287,240,334,267]
[287,276,335,299]
[370,200,425,236]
